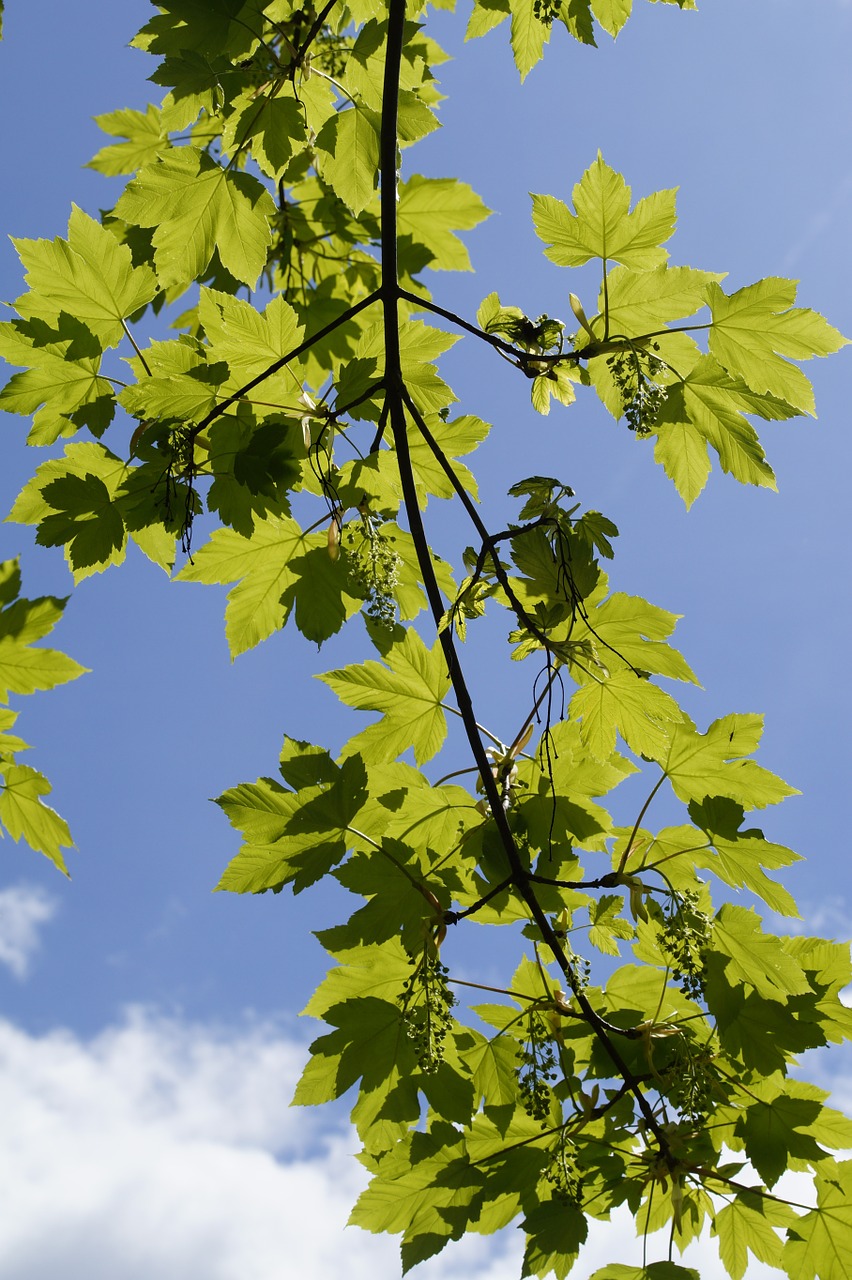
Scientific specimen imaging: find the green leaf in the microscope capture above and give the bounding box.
[706,278,847,414]
[398,176,491,272]
[199,288,304,390]
[709,979,829,1074]
[652,416,712,508]
[176,517,293,656]
[518,716,634,854]
[405,413,490,505]
[588,893,633,954]
[711,904,810,1003]
[570,670,686,761]
[296,994,416,1108]
[530,364,581,414]
[711,1189,794,1280]
[320,629,451,766]
[598,263,722,335]
[118,369,218,424]
[216,754,369,894]
[459,1027,520,1115]
[114,146,276,289]
[8,443,136,580]
[466,0,510,40]
[657,713,799,809]
[177,517,362,655]
[87,105,171,176]
[590,0,633,37]
[507,0,553,80]
[396,90,441,148]
[573,587,699,684]
[654,351,804,505]
[349,1123,475,1256]
[323,106,381,216]
[134,0,260,62]
[0,333,114,446]
[0,763,73,875]
[303,939,414,1018]
[783,1162,852,1280]
[532,155,676,270]
[356,318,459,416]
[521,1198,588,1279]
[222,90,308,182]
[689,796,800,916]
[736,1076,852,1187]
[11,206,158,346]
[0,605,86,699]
[36,474,126,572]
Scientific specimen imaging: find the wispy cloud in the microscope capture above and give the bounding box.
[781,170,852,271]
[0,884,56,978]
[770,896,852,940]
[0,1007,810,1279]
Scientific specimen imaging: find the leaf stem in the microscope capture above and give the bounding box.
[617,772,668,874]
[441,702,505,750]
[121,319,152,376]
[432,765,478,786]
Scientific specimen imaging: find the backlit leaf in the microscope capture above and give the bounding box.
[115,147,276,289]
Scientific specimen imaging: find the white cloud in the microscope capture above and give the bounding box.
[0,1007,821,1280]
[0,884,56,978]
[0,1008,518,1280]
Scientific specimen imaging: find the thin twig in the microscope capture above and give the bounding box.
[191,290,380,437]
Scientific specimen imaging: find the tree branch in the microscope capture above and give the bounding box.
[292,0,339,70]
[191,290,381,437]
[380,0,671,1159]
[398,287,527,361]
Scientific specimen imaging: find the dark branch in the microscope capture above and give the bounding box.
[380,0,671,1157]
[292,0,339,70]
[445,876,514,924]
[191,290,380,437]
[398,287,527,361]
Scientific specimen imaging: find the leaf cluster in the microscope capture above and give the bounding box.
[0,1,850,1278]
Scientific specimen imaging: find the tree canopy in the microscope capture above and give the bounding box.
[1,1,850,1277]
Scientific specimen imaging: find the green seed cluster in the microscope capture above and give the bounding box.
[532,0,562,26]
[572,952,592,993]
[399,953,456,1074]
[607,348,668,435]
[545,1133,584,1206]
[659,890,711,1001]
[343,524,401,629]
[517,1010,558,1124]
[666,1043,716,1125]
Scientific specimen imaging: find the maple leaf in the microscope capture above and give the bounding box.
[11,206,158,346]
[320,629,451,766]
[783,1162,852,1280]
[532,154,677,270]
[707,278,847,414]
[115,147,276,289]
[657,713,798,809]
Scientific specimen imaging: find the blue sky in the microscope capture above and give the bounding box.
[0,1,850,1276]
